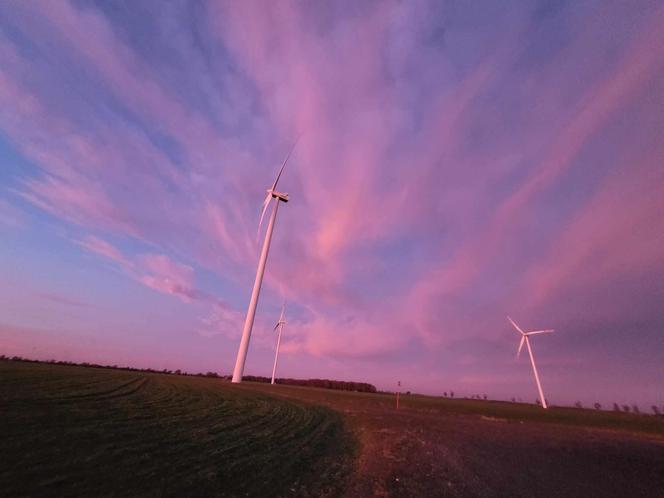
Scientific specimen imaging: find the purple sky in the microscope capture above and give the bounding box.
[1,0,663,407]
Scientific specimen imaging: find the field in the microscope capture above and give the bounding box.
[0,361,352,497]
[2,361,664,497]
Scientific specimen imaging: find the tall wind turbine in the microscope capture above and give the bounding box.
[270,303,286,385]
[508,316,554,408]
[231,145,296,383]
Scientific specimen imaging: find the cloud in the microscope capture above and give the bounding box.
[1,0,664,403]
[34,291,88,308]
[78,235,133,269]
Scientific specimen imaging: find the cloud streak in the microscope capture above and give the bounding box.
[0,0,663,403]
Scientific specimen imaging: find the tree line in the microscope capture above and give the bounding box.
[0,355,377,393]
[236,375,377,392]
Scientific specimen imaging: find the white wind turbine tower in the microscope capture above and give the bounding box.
[508,316,554,408]
[231,144,296,383]
[270,303,286,385]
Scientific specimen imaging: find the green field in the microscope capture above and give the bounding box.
[3,360,663,497]
[0,361,353,497]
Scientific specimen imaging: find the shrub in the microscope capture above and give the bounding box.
[613,403,620,411]
[622,405,631,413]
[652,405,660,416]
[594,403,601,410]
[574,401,583,409]
[632,405,640,414]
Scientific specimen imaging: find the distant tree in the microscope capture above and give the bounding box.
[483,394,488,401]
[632,405,640,414]
[511,397,516,403]
[536,398,541,406]
[613,403,621,412]
[594,403,601,410]
[406,391,411,395]
[652,406,660,416]
[443,392,447,397]
[574,401,583,409]
[450,391,454,398]
[174,369,182,375]
[622,405,631,413]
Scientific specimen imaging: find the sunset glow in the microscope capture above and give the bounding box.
[1,1,663,406]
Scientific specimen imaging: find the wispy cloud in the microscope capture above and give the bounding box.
[0,0,663,402]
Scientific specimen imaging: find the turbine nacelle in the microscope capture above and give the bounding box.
[270,190,289,203]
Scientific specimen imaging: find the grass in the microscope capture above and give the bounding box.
[0,361,354,497]
[398,393,664,436]
[242,381,664,437]
[3,360,662,497]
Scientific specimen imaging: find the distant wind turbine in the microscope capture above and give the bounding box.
[231,144,296,383]
[270,303,286,385]
[508,316,554,409]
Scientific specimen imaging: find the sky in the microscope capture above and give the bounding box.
[1,0,663,407]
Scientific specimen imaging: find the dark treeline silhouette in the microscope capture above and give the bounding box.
[3,356,661,411]
[0,355,376,393]
[238,375,377,393]
[0,354,221,378]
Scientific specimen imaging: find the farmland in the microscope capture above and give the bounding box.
[2,360,664,497]
[0,361,352,497]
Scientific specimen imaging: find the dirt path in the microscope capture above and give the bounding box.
[244,384,664,497]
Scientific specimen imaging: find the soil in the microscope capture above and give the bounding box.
[246,384,664,498]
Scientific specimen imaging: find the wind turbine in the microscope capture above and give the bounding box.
[231,144,296,383]
[508,316,554,408]
[270,303,286,385]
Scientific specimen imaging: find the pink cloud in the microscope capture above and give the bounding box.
[404,7,664,343]
[1,0,663,406]
[139,254,196,302]
[521,151,664,310]
[78,235,132,269]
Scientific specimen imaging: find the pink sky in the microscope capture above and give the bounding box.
[0,0,663,407]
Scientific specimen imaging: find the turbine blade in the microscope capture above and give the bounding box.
[279,303,286,323]
[257,191,272,240]
[271,138,299,192]
[517,336,525,358]
[508,316,525,335]
[526,329,554,336]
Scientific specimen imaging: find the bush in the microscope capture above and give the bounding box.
[574,401,583,409]
[613,403,620,412]
[652,405,660,416]
[622,405,631,413]
[594,403,601,410]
